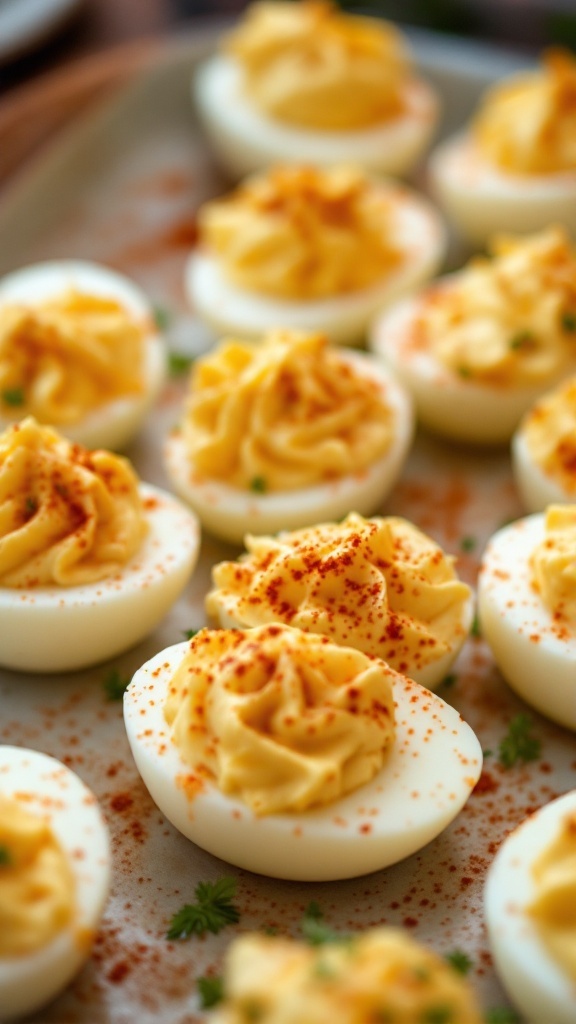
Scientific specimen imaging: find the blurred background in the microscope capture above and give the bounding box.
[1,0,575,96]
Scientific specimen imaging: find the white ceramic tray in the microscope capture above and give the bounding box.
[0,26,571,1024]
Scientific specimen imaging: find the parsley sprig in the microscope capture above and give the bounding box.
[301,902,342,946]
[0,845,11,866]
[103,669,131,702]
[444,949,473,975]
[168,352,195,377]
[484,1008,521,1023]
[197,974,224,1009]
[498,714,541,769]
[183,629,199,641]
[166,877,240,941]
[1,387,24,406]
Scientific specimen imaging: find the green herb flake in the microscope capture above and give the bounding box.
[444,949,473,975]
[498,713,541,769]
[313,959,337,979]
[509,329,534,351]
[457,366,472,379]
[168,352,195,377]
[470,614,481,638]
[103,669,131,702]
[460,536,477,553]
[440,673,457,689]
[197,974,224,1009]
[421,1007,454,1024]
[482,749,493,759]
[249,476,267,494]
[484,1008,521,1024]
[183,629,199,641]
[153,305,171,331]
[1,387,25,407]
[301,902,342,946]
[244,1002,264,1023]
[25,497,38,516]
[166,876,240,941]
[562,311,576,333]
[0,845,11,866]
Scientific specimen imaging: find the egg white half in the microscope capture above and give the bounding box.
[429,133,576,247]
[0,260,166,451]
[477,513,576,730]
[0,483,201,674]
[0,745,111,1021]
[512,426,576,514]
[185,185,446,347]
[164,352,414,544]
[193,55,439,180]
[124,641,482,882]
[369,295,571,444]
[485,789,576,1024]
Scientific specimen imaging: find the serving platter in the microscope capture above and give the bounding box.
[0,24,573,1023]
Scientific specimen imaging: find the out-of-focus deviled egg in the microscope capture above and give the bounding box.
[0,745,110,1021]
[485,789,576,1024]
[430,49,576,246]
[370,227,576,444]
[208,926,484,1023]
[478,505,576,730]
[186,164,446,346]
[206,512,473,691]
[164,330,413,544]
[193,0,439,180]
[0,259,166,451]
[124,623,482,881]
[0,418,200,674]
[512,374,576,512]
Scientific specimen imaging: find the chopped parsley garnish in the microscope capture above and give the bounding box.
[460,536,477,553]
[166,876,240,941]
[484,1008,521,1024]
[1,387,24,406]
[301,902,342,946]
[197,974,224,1009]
[0,845,11,866]
[457,366,472,379]
[25,496,38,516]
[421,1007,454,1024]
[562,311,576,333]
[249,476,267,494]
[509,329,534,351]
[168,352,195,377]
[444,948,473,975]
[153,304,171,330]
[482,749,493,759]
[498,713,541,769]
[440,673,457,689]
[183,629,199,640]
[470,614,481,638]
[103,668,131,702]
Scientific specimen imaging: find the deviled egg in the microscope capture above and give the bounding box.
[485,789,576,1024]
[206,512,473,691]
[194,0,439,180]
[209,927,483,1023]
[512,374,576,512]
[164,329,414,544]
[0,745,111,1021]
[0,418,200,673]
[0,259,166,451]
[124,624,482,881]
[186,164,446,346]
[370,226,576,444]
[477,505,576,730]
[430,49,576,246]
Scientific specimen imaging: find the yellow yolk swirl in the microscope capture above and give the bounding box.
[0,291,146,425]
[226,0,410,130]
[522,376,576,495]
[528,810,576,980]
[0,418,147,587]
[206,513,471,677]
[530,505,576,624]
[164,624,396,816]
[473,49,576,175]
[0,796,74,957]
[211,928,484,1024]
[178,330,394,491]
[199,165,402,300]
[415,227,576,386]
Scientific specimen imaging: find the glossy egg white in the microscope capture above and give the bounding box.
[0,745,111,1021]
[512,384,576,513]
[477,513,576,730]
[369,294,572,445]
[193,55,439,180]
[0,260,166,451]
[124,641,482,881]
[185,185,446,347]
[429,133,576,247]
[0,484,201,674]
[164,352,414,545]
[485,789,576,1024]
